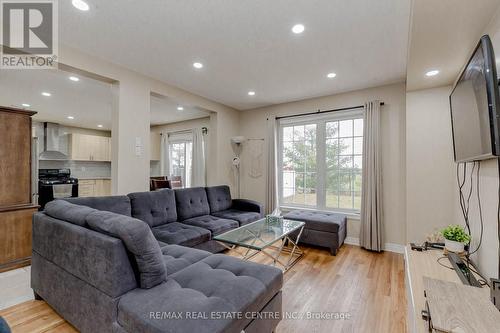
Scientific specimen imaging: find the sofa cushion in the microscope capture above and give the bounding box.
[128,189,177,227]
[161,244,211,275]
[63,196,132,216]
[33,212,138,298]
[181,215,238,236]
[206,185,233,213]
[44,199,96,227]
[175,187,210,220]
[151,222,210,247]
[117,254,283,333]
[212,209,261,226]
[85,210,167,289]
[283,210,347,233]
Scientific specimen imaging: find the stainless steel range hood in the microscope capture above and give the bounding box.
[39,122,68,160]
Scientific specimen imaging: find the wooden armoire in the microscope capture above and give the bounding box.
[0,106,38,272]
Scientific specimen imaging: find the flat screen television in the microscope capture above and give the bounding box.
[450,35,500,163]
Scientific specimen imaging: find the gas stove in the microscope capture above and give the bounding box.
[39,178,78,185]
[38,169,79,209]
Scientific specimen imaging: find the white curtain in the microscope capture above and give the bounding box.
[160,132,170,177]
[360,101,383,252]
[191,128,206,187]
[266,116,280,215]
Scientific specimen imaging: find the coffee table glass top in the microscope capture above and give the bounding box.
[213,218,305,250]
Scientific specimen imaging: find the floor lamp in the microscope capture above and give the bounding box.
[231,136,246,198]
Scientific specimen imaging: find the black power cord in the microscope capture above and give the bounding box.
[456,162,472,238]
[468,161,483,256]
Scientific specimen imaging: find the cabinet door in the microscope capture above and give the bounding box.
[94,179,111,196]
[93,136,111,161]
[70,134,111,161]
[0,111,32,205]
[78,180,96,197]
[150,132,161,161]
[105,137,112,161]
[70,134,92,161]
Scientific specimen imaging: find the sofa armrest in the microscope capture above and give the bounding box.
[232,199,264,217]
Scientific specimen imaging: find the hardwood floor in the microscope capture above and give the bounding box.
[0,245,406,333]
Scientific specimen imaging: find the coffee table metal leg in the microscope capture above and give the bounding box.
[284,226,304,269]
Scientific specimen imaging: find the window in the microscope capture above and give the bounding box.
[279,110,363,213]
[169,133,193,188]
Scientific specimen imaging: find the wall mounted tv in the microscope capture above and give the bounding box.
[450,35,500,163]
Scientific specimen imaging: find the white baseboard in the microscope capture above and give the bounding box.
[345,237,360,246]
[344,237,405,254]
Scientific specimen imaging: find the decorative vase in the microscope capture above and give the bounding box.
[444,239,465,253]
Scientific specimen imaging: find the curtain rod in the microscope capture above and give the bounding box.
[273,102,385,120]
[160,126,208,136]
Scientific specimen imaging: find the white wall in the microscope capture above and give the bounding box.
[57,45,240,194]
[405,86,458,242]
[404,7,500,280]
[239,83,407,245]
[406,84,500,280]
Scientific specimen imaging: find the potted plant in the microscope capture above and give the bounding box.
[441,225,471,253]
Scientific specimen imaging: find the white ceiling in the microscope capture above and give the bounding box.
[58,0,411,110]
[150,95,210,126]
[0,70,209,130]
[407,0,500,91]
[0,69,114,129]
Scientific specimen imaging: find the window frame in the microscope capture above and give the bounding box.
[277,109,364,214]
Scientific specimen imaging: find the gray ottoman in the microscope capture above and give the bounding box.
[284,210,347,256]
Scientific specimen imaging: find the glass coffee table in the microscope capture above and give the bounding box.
[214,218,305,271]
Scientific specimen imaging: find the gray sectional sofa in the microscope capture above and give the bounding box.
[31,186,281,333]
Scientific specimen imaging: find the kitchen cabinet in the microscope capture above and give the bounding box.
[70,133,111,161]
[78,179,111,197]
[150,132,161,161]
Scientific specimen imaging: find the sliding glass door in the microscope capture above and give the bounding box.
[169,134,193,188]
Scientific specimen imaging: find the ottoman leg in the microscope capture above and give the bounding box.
[330,247,338,256]
[34,292,43,301]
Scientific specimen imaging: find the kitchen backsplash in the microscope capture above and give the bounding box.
[39,160,111,179]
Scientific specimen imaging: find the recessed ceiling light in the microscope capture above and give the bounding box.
[69,76,80,82]
[425,70,440,77]
[21,103,31,107]
[97,124,103,128]
[72,0,89,11]
[327,72,337,78]
[292,24,305,34]
[67,116,75,120]
[193,62,203,69]
[248,91,256,96]
[41,92,51,97]
[177,106,184,111]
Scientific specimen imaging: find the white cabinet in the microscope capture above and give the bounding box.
[70,134,111,161]
[78,179,111,197]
